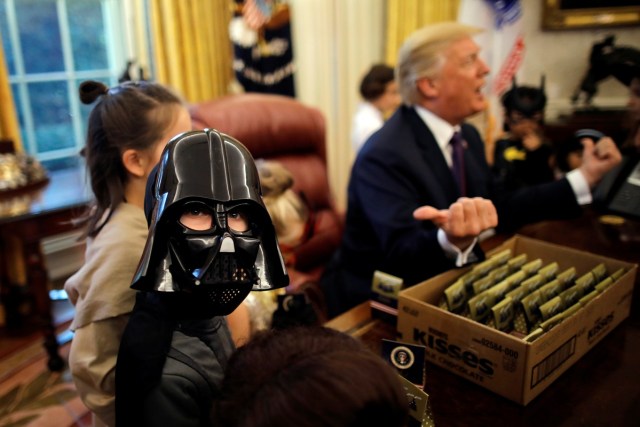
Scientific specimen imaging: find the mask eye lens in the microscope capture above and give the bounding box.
[180,205,214,231]
[228,207,250,232]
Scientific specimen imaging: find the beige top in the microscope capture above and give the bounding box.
[64,203,148,427]
[65,202,147,330]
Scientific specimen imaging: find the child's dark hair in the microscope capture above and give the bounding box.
[212,326,409,427]
[359,64,395,101]
[500,86,547,115]
[79,80,184,237]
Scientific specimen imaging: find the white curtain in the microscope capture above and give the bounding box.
[288,0,386,211]
[122,0,152,80]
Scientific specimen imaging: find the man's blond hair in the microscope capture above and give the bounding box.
[396,21,483,106]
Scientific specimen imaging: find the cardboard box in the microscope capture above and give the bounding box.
[397,235,637,405]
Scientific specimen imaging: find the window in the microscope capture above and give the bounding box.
[0,0,142,171]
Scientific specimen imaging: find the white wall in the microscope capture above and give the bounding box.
[517,0,640,118]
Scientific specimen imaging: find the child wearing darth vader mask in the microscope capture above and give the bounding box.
[115,129,288,427]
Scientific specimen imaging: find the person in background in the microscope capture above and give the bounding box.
[351,63,401,152]
[591,58,640,213]
[115,129,288,427]
[211,326,409,427]
[562,48,640,180]
[493,79,556,190]
[627,76,640,149]
[257,159,315,286]
[613,60,640,151]
[236,159,325,335]
[626,76,640,148]
[64,80,191,427]
[321,22,622,317]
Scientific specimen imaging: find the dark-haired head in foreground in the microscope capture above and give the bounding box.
[212,326,409,427]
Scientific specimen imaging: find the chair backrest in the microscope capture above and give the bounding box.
[189,93,332,212]
[190,93,342,305]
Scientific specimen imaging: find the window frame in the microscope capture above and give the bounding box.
[3,0,145,168]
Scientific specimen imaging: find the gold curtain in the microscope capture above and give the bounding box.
[385,0,460,64]
[149,0,234,103]
[0,34,23,152]
[0,36,27,289]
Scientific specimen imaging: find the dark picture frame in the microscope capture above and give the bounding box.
[542,0,640,30]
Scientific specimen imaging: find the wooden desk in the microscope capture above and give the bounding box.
[328,210,640,427]
[0,166,89,370]
[545,108,630,149]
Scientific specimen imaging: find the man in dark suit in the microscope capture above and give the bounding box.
[322,22,622,317]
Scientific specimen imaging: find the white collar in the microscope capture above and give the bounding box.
[414,105,461,151]
[357,101,383,118]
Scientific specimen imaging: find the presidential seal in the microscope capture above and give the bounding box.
[390,346,414,370]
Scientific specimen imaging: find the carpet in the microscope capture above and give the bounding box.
[0,321,91,426]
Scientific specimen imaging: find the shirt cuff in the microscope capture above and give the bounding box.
[437,229,478,267]
[566,169,592,205]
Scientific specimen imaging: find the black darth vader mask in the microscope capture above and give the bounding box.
[131,129,288,316]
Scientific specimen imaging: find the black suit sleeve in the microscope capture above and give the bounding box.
[461,124,582,233]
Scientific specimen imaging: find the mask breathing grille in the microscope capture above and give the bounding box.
[208,287,244,305]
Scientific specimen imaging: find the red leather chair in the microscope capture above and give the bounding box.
[189,93,343,285]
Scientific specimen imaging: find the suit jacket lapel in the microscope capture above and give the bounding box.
[460,125,490,198]
[404,107,460,204]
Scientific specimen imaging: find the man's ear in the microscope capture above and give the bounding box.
[417,77,438,98]
[122,149,145,178]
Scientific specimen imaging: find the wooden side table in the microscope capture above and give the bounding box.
[0,166,89,370]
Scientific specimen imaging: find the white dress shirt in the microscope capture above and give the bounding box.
[414,106,592,267]
[351,102,384,152]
